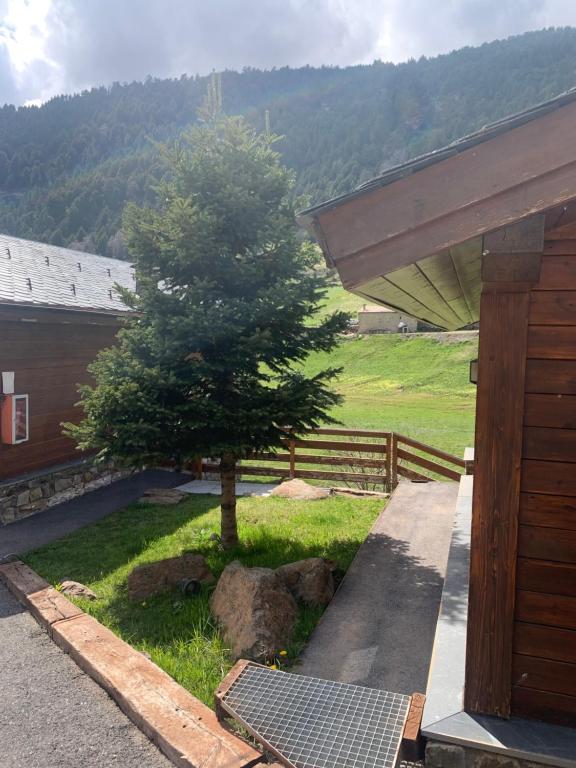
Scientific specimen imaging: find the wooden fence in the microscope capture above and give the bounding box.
[202,428,473,492]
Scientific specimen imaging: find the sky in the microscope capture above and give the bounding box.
[1,0,576,107]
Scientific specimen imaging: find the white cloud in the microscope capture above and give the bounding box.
[1,0,576,105]
[1,0,62,103]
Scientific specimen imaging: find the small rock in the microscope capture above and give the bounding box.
[425,743,465,768]
[59,580,98,601]
[29,487,43,502]
[138,487,188,505]
[270,479,331,500]
[16,490,30,507]
[211,560,297,661]
[128,552,214,602]
[276,558,335,607]
[54,478,73,493]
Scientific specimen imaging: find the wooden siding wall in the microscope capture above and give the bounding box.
[512,237,576,725]
[0,308,120,480]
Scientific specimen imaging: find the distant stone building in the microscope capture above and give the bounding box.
[357,304,417,334]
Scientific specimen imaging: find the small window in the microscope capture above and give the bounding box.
[13,395,29,443]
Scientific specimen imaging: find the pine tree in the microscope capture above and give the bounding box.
[66,113,349,549]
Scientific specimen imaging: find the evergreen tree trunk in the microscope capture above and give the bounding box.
[220,451,239,550]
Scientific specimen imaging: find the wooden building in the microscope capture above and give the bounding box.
[0,234,133,484]
[300,90,576,758]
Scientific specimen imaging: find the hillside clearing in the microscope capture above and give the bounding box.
[302,332,478,456]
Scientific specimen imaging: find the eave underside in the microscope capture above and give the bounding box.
[340,203,576,331]
[351,238,482,330]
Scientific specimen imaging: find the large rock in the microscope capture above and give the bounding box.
[128,553,214,602]
[211,561,297,661]
[138,488,188,505]
[276,558,335,607]
[270,479,331,500]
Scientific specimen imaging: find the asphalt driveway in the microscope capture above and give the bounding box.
[0,582,172,768]
[0,468,188,559]
[0,469,189,767]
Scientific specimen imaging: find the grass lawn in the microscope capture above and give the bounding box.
[315,282,366,321]
[26,492,383,707]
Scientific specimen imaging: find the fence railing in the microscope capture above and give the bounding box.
[202,428,473,492]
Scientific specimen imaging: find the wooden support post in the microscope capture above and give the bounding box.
[401,693,426,762]
[464,216,544,718]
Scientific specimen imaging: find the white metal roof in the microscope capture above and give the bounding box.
[0,234,135,314]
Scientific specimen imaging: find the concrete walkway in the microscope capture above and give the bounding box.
[0,469,188,767]
[0,468,188,558]
[177,479,277,496]
[297,481,458,696]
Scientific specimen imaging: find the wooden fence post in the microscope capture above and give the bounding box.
[391,433,398,490]
[289,438,296,479]
[193,456,203,480]
[385,433,392,492]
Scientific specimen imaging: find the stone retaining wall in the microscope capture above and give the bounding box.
[426,740,550,768]
[0,461,129,525]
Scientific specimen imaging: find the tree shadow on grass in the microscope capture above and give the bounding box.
[98,531,364,646]
[24,494,223,586]
[97,526,468,694]
[67,529,368,705]
[26,493,469,705]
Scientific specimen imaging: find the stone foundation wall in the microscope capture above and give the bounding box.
[426,740,550,768]
[0,461,129,525]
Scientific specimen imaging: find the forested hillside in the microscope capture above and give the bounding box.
[1,27,576,257]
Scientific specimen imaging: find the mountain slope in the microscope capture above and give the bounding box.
[1,27,576,256]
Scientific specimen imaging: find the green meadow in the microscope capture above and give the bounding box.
[302,329,478,456]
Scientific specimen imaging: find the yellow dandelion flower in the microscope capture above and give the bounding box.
[269,664,278,670]
[279,650,288,656]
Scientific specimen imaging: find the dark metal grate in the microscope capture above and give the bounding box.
[218,663,411,768]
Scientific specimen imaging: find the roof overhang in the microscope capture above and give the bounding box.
[299,94,576,329]
[0,303,129,326]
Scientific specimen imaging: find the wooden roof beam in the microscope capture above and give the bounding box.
[304,99,576,295]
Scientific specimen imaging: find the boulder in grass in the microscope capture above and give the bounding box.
[59,580,98,601]
[128,552,214,602]
[138,488,188,505]
[270,478,331,500]
[211,560,297,661]
[276,558,335,607]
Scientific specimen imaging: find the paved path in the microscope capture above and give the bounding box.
[0,582,172,768]
[297,480,458,696]
[178,479,277,496]
[0,469,188,558]
[0,469,188,767]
